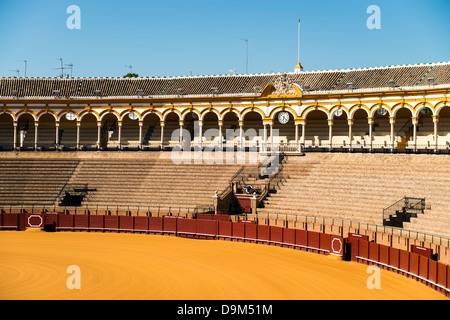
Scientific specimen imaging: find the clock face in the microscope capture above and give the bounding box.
[278,111,290,124]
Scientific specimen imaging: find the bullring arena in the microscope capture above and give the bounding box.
[0,62,450,301]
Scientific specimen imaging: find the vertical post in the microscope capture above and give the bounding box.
[347,119,353,151]
[239,121,243,149]
[34,121,38,150]
[218,121,223,147]
[263,123,268,153]
[389,117,396,152]
[179,120,184,143]
[411,117,417,152]
[97,121,101,150]
[55,122,60,147]
[117,122,122,150]
[138,121,143,150]
[301,122,306,146]
[328,119,334,151]
[198,120,203,149]
[367,117,373,151]
[160,121,165,150]
[269,122,273,154]
[76,122,81,150]
[432,115,439,152]
[13,122,17,149]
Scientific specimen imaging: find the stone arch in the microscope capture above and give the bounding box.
[0,112,14,148]
[219,108,240,122]
[58,110,80,122]
[413,102,435,118]
[303,109,329,147]
[301,106,329,120]
[369,103,392,118]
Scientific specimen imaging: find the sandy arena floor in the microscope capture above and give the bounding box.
[0,230,447,300]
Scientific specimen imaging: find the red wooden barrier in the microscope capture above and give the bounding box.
[148,217,163,233]
[218,221,232,239]
[330,236,344,256]
[22,213,44,230]
[162,216,178,234]
[256,225,269,242]
[196,219,217,238]
[282,228,296,246]
[119,216,133,232]
[399,250,410,272]
[369,242,379,262]
[1,213,19,230]
[411,245,433,259]
[295,229,308,248]
[379,244,390,266]
[409,252,420,276]
[133,216,149,232]
[89,215,104,231]
[319,233,331,252]
[245,223,257,241]
[428,260,437,284]
[437,263,447,288]
[58,214,74,231]
[347,237,359,262]
[103,216,119,231]
[389,247,400,269]
[447,265,450,290]
[270,226,283,244]
[308,231,320,250]
[18,213,28,231]
[44,213,58,228]
[419,255,429,279]
[74,215,89,230]
[232,222,245,240]
[177,218,197,237]
[358,240,369,260]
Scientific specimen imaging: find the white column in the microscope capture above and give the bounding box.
[198,120,203,149]
[117,122,122,150]
[389,117,396,151]
[139,121,143,149]
[13,122,17,149]
[239,121,243,149]
[179,121,184,143]
[55,122,60,146]
[348,119,353,151]
[269,122,274,153]
[433,115,439,151]
[301,122,306,145]
[328,119,333,150]
[218,121,223,147]
[368,117,374,151]
[412,117,417,152]
[97,122,101,150]
[263,123,268,152]
[34,122,38,150]
[76,122,81,150]
[160,122,164,149]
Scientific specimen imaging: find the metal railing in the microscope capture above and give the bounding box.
[382,197,427,223]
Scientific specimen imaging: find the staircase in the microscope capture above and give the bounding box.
[382,197,428,228]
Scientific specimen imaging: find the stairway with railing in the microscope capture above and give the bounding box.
[382,197,428,228]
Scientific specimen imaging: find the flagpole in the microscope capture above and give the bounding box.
[298,18,300,64]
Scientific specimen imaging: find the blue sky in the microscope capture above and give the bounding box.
[0,0,449,78]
